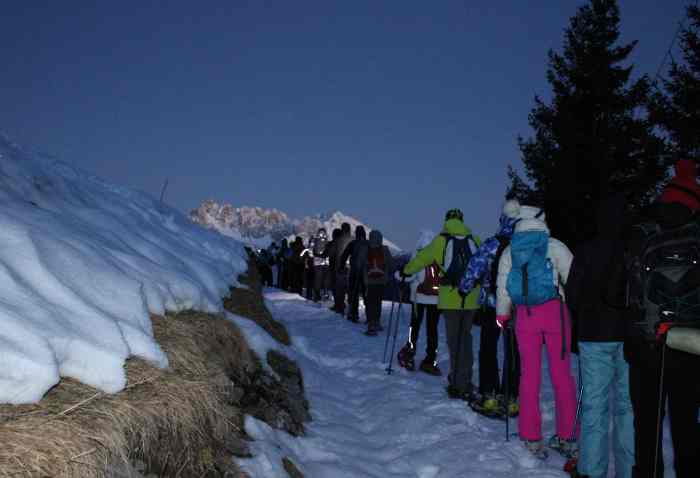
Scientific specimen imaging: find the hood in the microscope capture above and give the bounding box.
[442,218,471,237]
[514,205,549,233]
[415,229,436,250]
[596,193,626,238]
[369,230,383,247]
[503,199,521,219]
[674,159,697,180]
[355,226,367,241]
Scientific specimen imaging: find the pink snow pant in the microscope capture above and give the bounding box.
[515,299,578,441]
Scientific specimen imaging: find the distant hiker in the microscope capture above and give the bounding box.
[396,230,443,374]
[495,205,576,460]
[290,236,305,295]
[309,228,330,302]
[324,228,342,309]
[268,242,280,287]
[331,222,353,315]
[341,225,369,322]
[402,209,481,401]
[277,238,290,290]
[614,159,700,478]
[364,229,393,335]
[459,200,521,419]
[302,242,315,300]
[565,194,634,478]
[257,248,274,287]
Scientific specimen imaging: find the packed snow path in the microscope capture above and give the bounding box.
[238,290,677,478]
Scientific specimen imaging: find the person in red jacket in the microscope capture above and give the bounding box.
[658,159,700,210]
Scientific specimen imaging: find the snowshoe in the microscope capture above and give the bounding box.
[469,393,506,420]
[418,357,441,376]
[522,439,549,460]
[397,344,416,371]
[498,395,519,418]
[446,385,476,402]
[563,457,584,477]
[548,435,579,460]
[364,328,378,336]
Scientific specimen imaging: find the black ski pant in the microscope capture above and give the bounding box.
[408,303,440,362]
[348,271,366,319]
[626,336,700,478]
[443,310,475,394]
[313,265,329,302]
[304,266,314,300]
[365,284,384,330]
[333,269,348,313]
[291,263,304,295]
[479,307,520,398]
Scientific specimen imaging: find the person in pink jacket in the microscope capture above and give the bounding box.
[495,205,578,460]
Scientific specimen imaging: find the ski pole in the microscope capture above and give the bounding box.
[383,279,399,363]
[386,279,405,374]
[653,341,667,478]
[570,361,584,442]
[504,323,511,442]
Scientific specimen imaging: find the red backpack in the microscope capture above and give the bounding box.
[367,247,386,279]
[417,263,440,296]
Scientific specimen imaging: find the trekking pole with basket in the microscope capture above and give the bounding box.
[386,279,406,375]
[563,361,585,475]
[383,279,399,363]
[504,323,511,442]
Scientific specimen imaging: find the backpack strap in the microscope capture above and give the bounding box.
[666,183,700,206]
[440,233,452,271]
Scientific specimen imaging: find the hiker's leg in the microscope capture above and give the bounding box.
[458,310,475,393]
[541,300,577,440]
[479,307,500,396]
[443,310,473,393]
[365,284,383,329]
[425,304,440,362]
[515,307,544,441]
[578,342,615,478]
[611,342,634,478]
[666,349,700,478]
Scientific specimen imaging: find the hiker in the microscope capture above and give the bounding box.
[565,194,634,478]
[396,230,443,374]
[277,238,290,290]
[459,199,521,419]
[364,229,393,335]
[402,209,481,401]
[495,205,577,460]
[324,228,342,309]
[268,242,280,287]
[340,225,369,322]
[616,160,700,478]
[302,243,314,300]
[331,223,353,315]
[289,236,305,295]
[309,228,330,302]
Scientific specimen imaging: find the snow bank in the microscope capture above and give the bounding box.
[0,135,247,404]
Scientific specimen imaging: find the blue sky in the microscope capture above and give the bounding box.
[0,1,688,249]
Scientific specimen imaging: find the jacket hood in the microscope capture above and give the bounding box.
[442,218,471,237]
[503,199,521,219]
[596,194,626,238]
[515,205,548,233]
[369,230,383,247]
[675,159,697,180]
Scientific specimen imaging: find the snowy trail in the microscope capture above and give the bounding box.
[238,289,577,477]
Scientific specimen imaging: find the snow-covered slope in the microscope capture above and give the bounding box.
[0,136,248,404]
[190,201,402,252]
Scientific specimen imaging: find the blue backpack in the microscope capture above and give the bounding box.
[506,230,558,308]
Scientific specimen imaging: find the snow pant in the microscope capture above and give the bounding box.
[479,307,520,398]
[578,342,634,478]
[272,265,279,288]
[313,265,329,302]
[291,263,304,295]
[626,336,700,478]
[333,270,348,313]
[304,267,314,300]
[515,299,577,441]
[443,310,475,394]
[365,284,384,330]
[277,261,287,289]
[348,271,366,319]
[408,303,440,362]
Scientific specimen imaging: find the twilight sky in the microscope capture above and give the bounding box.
[0,0,688,249]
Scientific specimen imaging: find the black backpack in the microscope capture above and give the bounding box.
[440,234,476,288]
[625,202,700,340]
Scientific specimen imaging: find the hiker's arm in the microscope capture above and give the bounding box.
[404,236,443,275]
[339,241,353,266]
[461,237,497,292]
[495,246,513,316]
[551,239,574,285]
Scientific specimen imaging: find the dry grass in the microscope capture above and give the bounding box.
[224,260,291,346]
[0,311,259,478]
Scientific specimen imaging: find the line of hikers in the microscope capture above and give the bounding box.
[255,159,700,478]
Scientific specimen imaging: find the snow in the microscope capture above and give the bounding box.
[0,136,248,404]
[237,289,679,478]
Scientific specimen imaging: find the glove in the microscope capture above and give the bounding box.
[496,315,510,329]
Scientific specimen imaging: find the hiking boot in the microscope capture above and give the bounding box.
[548,435,579,459]
[397,344,416,371]
[418,357,442,376]
[470,393,502,416]
[522,439,549,460]
[506,399,519,418]
[446,385,476,402]
[364,327,378,336]
[347,314,359,323]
